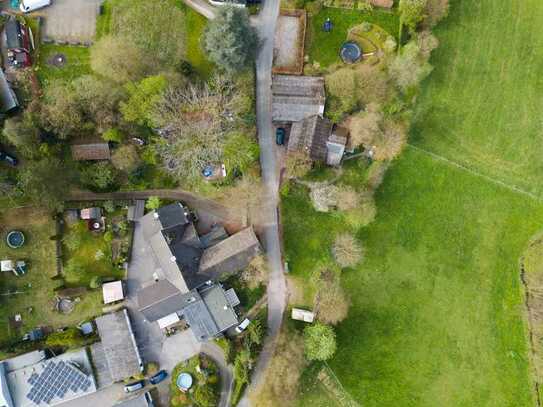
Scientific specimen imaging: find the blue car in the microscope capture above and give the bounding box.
[275,128,286,145]
[149,370,168,385]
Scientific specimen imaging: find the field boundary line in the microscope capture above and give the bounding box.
[406,144,543,203]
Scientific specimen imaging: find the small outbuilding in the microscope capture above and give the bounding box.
[291,308,315,323]
[80,207,102,220]
[102,281,125,304]
[71,141,111,161]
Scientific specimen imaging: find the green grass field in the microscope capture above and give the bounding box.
[183,5,215,79]
[36,44,91,86]
[410,0,543,197]
[285,1,543,405]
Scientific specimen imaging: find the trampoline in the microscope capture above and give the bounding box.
[6,230,25,249]
[176,373,193,392]
[340,42,362,64]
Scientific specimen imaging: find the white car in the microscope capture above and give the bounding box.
[20,0,51,13]
[235,318,251,333]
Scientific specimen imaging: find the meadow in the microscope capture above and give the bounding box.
[284,0,543,405]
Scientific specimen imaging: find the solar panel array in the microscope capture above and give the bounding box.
[25,360,92,405]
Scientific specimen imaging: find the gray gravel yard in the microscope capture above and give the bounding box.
[274,15,301,68]
[40,0,102,44]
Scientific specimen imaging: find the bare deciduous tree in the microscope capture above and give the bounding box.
[332,233,364,268]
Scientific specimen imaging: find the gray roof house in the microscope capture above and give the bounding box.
[287,115,348,166]
[95,310,143,382]
[135,202,262,341]
[199,227,261,277]
[272,74,325,122]
[137,281,240,342]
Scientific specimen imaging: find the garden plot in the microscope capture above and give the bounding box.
[273,10,306,75]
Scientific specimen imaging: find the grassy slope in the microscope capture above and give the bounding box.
[306,8,399,67]
[288,0,543,405]
[410,0,543,196]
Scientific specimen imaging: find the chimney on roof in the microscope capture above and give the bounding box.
[153,212,159,219]
[170,256,176,262]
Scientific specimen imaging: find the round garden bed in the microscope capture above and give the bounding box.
[6,230,25,249]
[340,41,362,64]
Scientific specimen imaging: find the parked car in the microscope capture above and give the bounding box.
[0,151,18,166]
[235,318,251,334]
[124,380,145,393]
[149,370,168,385]
[19,0,51,13]
[275,128,286,145]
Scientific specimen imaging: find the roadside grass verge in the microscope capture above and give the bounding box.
[0,208,102,346]
[305,8,398,68]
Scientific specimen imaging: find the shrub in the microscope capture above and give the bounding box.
[325,68,358,121]
[103,200,116,213]
[89,276,103,289]
[332,233,363,268]
[315,269,350,325]
[303,322,337,361]
[111,145,141,173]
[102,128,123,143]
[45,327,83,348]
[80,162,118,191]
[145,362,159,376]
[193,385,217,407]
[285,151,312,179]
[241,255,269,289]
[146,196,161,211]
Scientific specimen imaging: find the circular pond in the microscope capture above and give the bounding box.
[340,42,362,64]
[6,230,25,249]
[176,373,193,391]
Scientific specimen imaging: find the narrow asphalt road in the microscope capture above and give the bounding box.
[239,0,285,404]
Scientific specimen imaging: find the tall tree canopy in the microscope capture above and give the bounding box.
[204,6,258,74]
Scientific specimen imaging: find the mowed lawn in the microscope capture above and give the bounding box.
[410,0,543,196]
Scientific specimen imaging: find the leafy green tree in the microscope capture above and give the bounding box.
[246,318,263,347]
[63,258,88,283]
[120,75,167,126]
[17,158,72,211]
[146,196,161,210]
[204,6,258,74]
[2,113,41,158]
[399,0,427,34]
[233,349,251,385]
[80,162,118,191]
[45,327,83,348]
[303,323,337,361]
[102,128,124,143]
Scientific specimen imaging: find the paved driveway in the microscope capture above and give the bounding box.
[56,383,124,407]
[40,0,101,44]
